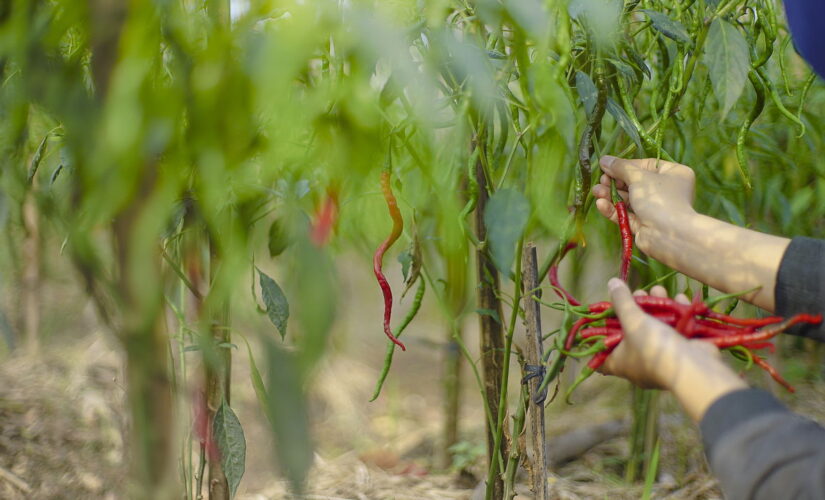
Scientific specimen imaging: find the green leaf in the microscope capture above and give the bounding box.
[623,44,651,80]
[27,132,52,184]
[259,269,289,340]
[243,338,275,427]
[484,189,530,275]
[289,240,336,371]
[568,0,623,50]
[575,71,598,118]
[606,98,643,154]
[268,219,289,257]
[705,19,750,119]
[265,339,313,493]
[475,308,502,324]
[640,9,691,44]
[212,401,246,499]
[397,248,413,282]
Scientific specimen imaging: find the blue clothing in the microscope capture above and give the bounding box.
[785,1,825,79]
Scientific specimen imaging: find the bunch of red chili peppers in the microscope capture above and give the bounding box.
[544,179,822,401]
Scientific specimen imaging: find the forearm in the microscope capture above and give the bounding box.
[641,210,790,311]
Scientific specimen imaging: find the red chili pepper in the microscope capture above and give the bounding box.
[589,301,612,313]
[692,323,755,339]
[751,352,795,393]
[611,180,633,282]
[704,311,784,327]
[310,187,339,247]
[743,341,776,353]
[579,326,623,339]
[565,317,596,350]
[710,313,822,348]
[564,295,820,394]
[549,242,581,306]
[373,170,406,351]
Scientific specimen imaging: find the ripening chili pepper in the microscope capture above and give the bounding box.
[611,180,632,282]
[373,168,406,351]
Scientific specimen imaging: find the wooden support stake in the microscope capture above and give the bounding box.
[521,243,548,500]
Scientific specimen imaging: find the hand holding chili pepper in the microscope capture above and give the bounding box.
[592,156,696,256]
[601,279,748,422]
[592,155,791,312]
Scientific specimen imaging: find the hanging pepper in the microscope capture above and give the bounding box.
[611,179,632,282]
[373,157,406,351]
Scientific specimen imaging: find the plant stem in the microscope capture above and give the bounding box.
[474,141,507,500]
[485,238,523,500]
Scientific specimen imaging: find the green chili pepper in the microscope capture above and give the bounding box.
[735,70,765,190]
[778,35,794,96]
[796,71,816,133]
[575,58,607,228]
[757,65,806,137]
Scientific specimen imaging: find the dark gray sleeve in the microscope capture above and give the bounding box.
[701,388,825,500]
[775,236,825,341]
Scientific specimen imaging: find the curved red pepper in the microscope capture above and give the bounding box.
[373,170,406,351]
[611,180,632,281]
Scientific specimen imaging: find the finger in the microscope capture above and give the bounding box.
[593,183,629,204]
[595,198,619,224]
[600,156,648,185]
[633,289,648,297]
[650,285,668,298]
[675,293,690,305]
[592,184,610,200]
[599,173,628,192]
[608,278,648,332]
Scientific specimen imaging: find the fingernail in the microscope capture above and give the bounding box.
[607,277,623,291]
[600,155,617,168]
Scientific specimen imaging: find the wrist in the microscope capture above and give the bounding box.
[668,349,748,422]
[636,206,699,258]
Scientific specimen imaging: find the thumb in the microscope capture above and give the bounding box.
[608,278,647,333]
[600,156,647,186]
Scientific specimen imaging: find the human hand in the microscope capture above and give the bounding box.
[591,156,696,256]
[601,278,748,421]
